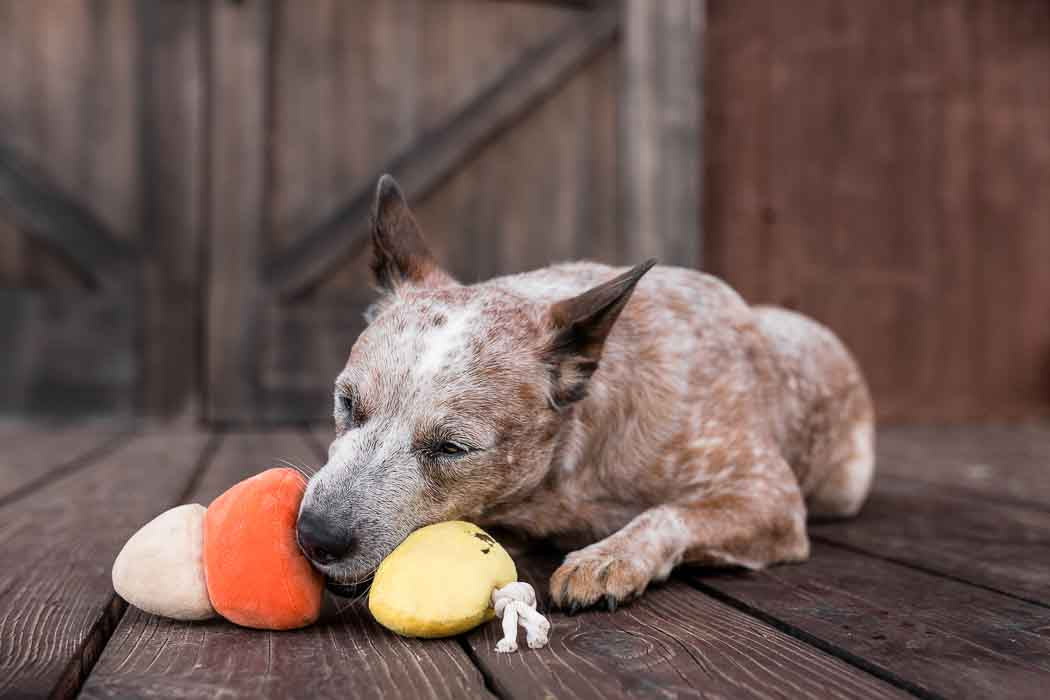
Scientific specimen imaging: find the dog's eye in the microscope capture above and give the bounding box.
[438,442,467,457]
[337,394,352,415]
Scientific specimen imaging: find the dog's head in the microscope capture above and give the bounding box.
[296,175,653,588]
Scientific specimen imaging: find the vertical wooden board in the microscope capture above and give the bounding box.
[0,420,127,504]
[766,0,940,418]
[82,431,494,700]
[137,0,205,418]
[260,292,373,422]
[0,289,138,417]
[690,541,1050,700]
[705,0,1050,421]
[464,551,909,699]
[703,0,772,302]
[205,0,271,422]
[13,0,141,241]
[257,4,614,421]
[971,0,1050,417]
[0,431,211,699]
[270,0,576,272]
[928,0,981,420]
[621,0,703,268]
[415,44,623,284]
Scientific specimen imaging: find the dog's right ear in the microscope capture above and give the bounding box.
[370,174,456,294]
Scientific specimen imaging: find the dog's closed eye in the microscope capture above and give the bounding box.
[438,442,468,457]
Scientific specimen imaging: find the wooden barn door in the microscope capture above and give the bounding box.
[204,0,702,424]
[0,2,202,419]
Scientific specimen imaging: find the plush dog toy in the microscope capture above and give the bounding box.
[112,468,549,651]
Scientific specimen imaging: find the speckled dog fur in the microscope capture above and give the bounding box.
[299,176,875,611]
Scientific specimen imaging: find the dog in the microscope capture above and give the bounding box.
[296,175,874,611]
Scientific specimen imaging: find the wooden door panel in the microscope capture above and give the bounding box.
[705,0,1050,422]
[207,0,701,423]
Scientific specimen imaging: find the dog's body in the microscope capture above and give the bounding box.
[297,176,874,610]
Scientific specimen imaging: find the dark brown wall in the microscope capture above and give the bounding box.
[705,0,1050,422]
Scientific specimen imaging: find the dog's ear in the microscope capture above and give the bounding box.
[543,259,657,408]
[370,174,456,293]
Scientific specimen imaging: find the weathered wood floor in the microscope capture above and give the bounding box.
[1,422,1048,699]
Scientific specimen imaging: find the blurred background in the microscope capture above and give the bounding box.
[0,0,1047,426]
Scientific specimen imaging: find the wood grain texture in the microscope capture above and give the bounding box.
[81,431,493,700]
[691,541,1050,700]
[0,1,144,418]
[463,551,909,699]
[136,0,205,419]
[0,431,211,698]
[621,0,703,267]
[0,289,139,417]
[204,0,271,423]
[811,476,1050,607]
[264,2,617,297]
[704,0,1050,422]
[0,420,128,505]
[0,144,137,289]
[0,0,141,242]
[876,424,1050,508]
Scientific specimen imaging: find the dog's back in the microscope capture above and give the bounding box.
[493,261,874,520]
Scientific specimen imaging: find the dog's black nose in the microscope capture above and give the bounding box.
[296,511,355,565]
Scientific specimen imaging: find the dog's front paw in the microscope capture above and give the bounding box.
[549,547,650,613]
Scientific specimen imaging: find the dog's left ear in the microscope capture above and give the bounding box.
[370,174,456,294]
[543,259,657,408]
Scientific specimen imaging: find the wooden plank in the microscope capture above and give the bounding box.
[969,0,1050,419]
[264,4,621,297]
[463,550,909,699]
[82,431,493,700]
[621,0,703,268]
[702,0,772,300]
[0,143,136,290]
[0,289,139,418]
[136,0,205,419]
[204,0,270,422]
[0,431,213,699]
[415,43,623,282]
[690,541,1050,700]
[0,420,128,506]
[876,424,1050,508]
[811,476,1050,607]
[704,0,1050,422]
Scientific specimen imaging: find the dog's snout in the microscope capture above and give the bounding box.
[296,510,356,565]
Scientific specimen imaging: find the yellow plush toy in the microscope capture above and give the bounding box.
[369,521,551,652]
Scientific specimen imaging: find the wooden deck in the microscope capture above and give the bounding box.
[1,423,1048,699]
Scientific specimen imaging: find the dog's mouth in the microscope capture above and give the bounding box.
[325,577,372,598]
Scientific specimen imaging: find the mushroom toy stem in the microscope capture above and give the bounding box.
[492,582,551,653]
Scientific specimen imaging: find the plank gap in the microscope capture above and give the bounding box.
[681,575,941,700]
[61,432,224,699]
[810,535,1050,612]
[0,430,132,510]
[455,636,507,700]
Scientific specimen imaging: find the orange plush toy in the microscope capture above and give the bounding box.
[112,468,324,630]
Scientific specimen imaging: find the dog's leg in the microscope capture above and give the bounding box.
[550,455,808,611]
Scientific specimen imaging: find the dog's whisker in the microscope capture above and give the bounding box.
[273,457,318,480]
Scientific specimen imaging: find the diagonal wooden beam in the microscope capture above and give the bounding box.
[0,144,138,290]
[264,5,620,298]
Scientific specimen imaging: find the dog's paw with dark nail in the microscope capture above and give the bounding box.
[549,547,649,612]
